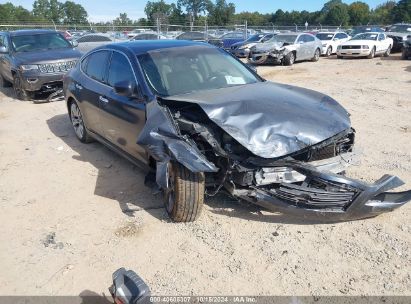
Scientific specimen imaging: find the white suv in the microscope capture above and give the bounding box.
[316,32,350,57]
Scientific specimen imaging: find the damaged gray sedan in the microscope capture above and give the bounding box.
[64,40,411,222]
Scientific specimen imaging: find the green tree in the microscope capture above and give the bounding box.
[32,0,63,23]
[391,0,411,23]
[145,0,173,21]
[370,1,395,24]
[61,1,88,24]
[348,1,370,25]
[208,0,235,25]
[0,3,34,22]
[321,1,350,26]
[177,0,212,20]
[113,13,132,26]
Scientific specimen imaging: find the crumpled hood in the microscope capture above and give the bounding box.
[163,81,351,159]
[253,41,285,52]
[14,48,81,65]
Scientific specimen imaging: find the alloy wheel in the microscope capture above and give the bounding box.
[70,102,85,139]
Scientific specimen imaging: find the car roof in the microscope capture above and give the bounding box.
[1,29,58,37]
[354,32,382,35]
[96,40,212,55]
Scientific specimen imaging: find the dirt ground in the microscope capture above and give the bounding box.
[0,53,410,297]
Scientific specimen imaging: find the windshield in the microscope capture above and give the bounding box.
[11,33,71,52]
[352,33,378,41]
[138,46,260,96]
[388,25,411,32]
[316,33,334,40]
[246,34,264,42]
[268,35,297,44]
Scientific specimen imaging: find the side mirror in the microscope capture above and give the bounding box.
[333,38,338,41]
[71,40,79,47]
[114,80,136,98]
[299,41,304,44]
[0,46,8,54]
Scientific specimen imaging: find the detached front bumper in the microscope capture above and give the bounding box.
[229,162,411,221]
[249,51,283,64]
[19,70,65,92]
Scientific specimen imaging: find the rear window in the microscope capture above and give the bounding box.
[84,50,110,82]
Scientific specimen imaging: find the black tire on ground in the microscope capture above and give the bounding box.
[283,52,295,66]
[326,46,332,57]
[367,47,376,59]
[312,48,320,61]
[13,74,30,101]
[68,100,94,143]
[0,74,12,87]
[164,162,205,222]
[384,45,391,57]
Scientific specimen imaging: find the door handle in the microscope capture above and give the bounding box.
[99,96,109,103]
[75,83,83,90]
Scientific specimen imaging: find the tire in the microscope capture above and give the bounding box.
[312,48,320,62]
[69,100,93,143]
[0,74,12,87]
[367,47,375,59]
[325,46,332,57]
[164,162,205,222]
[384,45,391,57]
[283,52,295,66]
[13,74,30,101]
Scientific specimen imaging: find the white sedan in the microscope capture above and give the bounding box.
[337,32,393,59]
[316,32,350,56]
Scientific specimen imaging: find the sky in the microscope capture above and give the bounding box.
[9,0,390,22]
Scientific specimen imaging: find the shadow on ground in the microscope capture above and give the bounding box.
[47,113,166,220]
[79,290,112,304]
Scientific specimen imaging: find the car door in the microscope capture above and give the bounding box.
[98,50,147,164]
[77,50,111,135]
[304,34,317,58]
[378,34,389,52]
[296,35,309,60]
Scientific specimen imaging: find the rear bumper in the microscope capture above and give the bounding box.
[230,162,411,221]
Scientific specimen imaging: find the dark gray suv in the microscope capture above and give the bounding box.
[0,29,81,100]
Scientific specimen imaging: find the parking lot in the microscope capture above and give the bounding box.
[0,53,410,297]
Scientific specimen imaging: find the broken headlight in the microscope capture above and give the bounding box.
[19,64,39,71]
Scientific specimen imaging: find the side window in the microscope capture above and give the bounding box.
[107,52,136,88]
[297,35,304,43]
[0,35,9,49]
[305,35,315,42]
[81,56,89,72]
[84,50,110,83]
[337,33,348,39]
[378,34,385,41]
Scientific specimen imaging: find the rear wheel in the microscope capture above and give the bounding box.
[69,100,93,143]
[384,45,391,57]
[312,48,320,61]
[283,52,295,66]
[13,74,30,101]
[164,162,205,222]
[367,47,375,59]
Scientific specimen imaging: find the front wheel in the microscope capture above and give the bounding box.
[384,45,391,57]
[283,52,295,66]
[164,162,205,222]
[367,47,376,59]
[325,46,332,57]
[13,74,30,101]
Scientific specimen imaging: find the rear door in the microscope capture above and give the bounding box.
[76,50,111,135]
[98,50,147,164]
[0,34,13,82]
